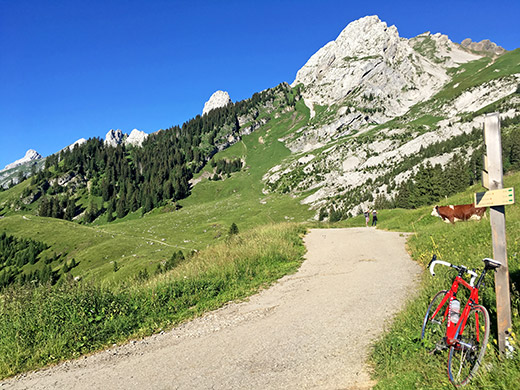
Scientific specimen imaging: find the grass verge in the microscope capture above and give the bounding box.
[0,222,306,379]
[367,174,520,389]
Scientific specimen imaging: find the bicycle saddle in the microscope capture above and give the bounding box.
[483,258,501,270]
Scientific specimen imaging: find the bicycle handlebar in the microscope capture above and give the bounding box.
[429,257,478,287]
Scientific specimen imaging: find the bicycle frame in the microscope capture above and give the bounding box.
[429,275,481,346]
[424,256,500,386]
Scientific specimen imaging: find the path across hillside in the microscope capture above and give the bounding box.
[1,228,421,390]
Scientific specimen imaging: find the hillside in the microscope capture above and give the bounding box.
[0,94,313,284]
[1,170,519,385]
[0,14,519,286]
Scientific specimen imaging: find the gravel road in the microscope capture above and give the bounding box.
[1,228,422,390]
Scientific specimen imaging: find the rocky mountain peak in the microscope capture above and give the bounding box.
[203,91,232,115]
[104,129,125,147]
[460,38,506,56]
[104,129,148,147]
[126,129,148,146]
[65,138,87,151]
[291,15,483,127]
[335,15,400,55]
[3,149,42,171]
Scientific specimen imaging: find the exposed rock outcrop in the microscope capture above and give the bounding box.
[104,129,125,147]
[65,138,87,151]
[203,91,232,115]
[2,149,42,171]
[104,129,148,147]
[292,15,482,124]
[126,129,148,146]
[461,38,506,56]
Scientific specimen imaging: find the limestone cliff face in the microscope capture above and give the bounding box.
[265,15,518,217]
[203,91,232,115]
[292,16,481,123]
[126,129,148,146]
[104,129,125,147]
[461,38,506,56]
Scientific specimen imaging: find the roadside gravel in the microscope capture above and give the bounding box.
[1,228,422,390]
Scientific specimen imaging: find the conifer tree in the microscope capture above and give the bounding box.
[64,197,76,221]
[228,222,239,236]
[106,201,114,222]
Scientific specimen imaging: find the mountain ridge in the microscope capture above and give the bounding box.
[0,15,518,278]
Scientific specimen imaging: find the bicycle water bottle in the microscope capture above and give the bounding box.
[450,299,460,324]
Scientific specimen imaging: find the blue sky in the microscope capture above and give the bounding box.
[1,0,519,169]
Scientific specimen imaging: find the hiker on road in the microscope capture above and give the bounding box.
[372,210,378,226]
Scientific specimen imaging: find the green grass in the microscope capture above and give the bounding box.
[0,101,314,284]
[362,172,520,389]
[408,115,444,131]
[0,222,307,379]
[412,35,447,64]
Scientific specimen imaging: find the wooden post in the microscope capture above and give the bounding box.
[484,113,512,355]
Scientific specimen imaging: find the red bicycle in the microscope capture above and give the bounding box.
[421,255,501,386]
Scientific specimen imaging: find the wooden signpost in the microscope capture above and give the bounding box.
[481,113,513,355]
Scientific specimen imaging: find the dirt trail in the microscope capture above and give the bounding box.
[1,228,422,390]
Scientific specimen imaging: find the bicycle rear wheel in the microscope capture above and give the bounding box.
[448,305,490,387]
[421,290,448,352]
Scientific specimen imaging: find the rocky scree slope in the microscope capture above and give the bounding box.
[264,15,519,217]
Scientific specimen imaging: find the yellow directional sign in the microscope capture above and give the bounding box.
[475,187,515,207]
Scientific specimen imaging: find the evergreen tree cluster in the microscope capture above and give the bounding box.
[210,158,243,180]
[38,195,76,220]
[393,157,471,209]
[0,232,56,289]
[502,126,520,172]
[393,120,520,209]
[155,250,186,275]
[22,83,298,223]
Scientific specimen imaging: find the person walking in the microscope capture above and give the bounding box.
[371,209,378,226]
[364,210,370,227]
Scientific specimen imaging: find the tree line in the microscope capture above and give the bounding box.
[209,158,243,181]
[0,232,57,289]
[23,83,297,223]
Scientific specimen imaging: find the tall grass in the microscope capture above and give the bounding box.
[0,223,306,379]
[368,173,520,389]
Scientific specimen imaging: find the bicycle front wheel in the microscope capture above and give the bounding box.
[421,290,448,352]
[448,304,490,387]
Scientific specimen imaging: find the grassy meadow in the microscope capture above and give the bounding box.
[331,172,520,389]
[0,99,313,284]
[0,223,307,379]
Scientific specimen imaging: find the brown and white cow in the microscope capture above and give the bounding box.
[431,203,487,224]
